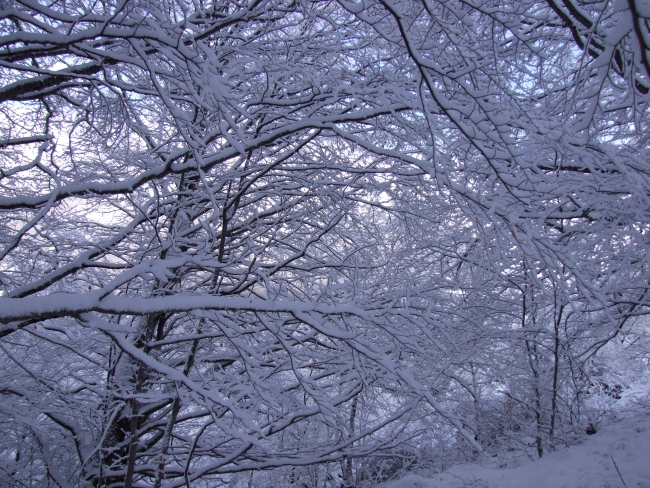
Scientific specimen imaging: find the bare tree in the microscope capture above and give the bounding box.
[1,0,649,486]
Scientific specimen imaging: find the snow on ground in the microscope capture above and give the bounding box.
[382,412,650,488]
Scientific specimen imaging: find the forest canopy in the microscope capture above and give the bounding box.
[0,0,649,486]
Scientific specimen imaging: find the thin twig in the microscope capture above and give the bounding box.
[611,455,627,487]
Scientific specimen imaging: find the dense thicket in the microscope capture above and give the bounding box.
[0,1,649,486]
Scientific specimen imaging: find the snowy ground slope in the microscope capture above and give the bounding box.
[382,413,650,488]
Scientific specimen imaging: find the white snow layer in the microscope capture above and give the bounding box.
[383,413,650,488]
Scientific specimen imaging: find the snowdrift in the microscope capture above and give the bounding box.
[383,413,650,488]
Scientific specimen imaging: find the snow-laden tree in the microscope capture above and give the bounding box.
[1,0,649,486]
